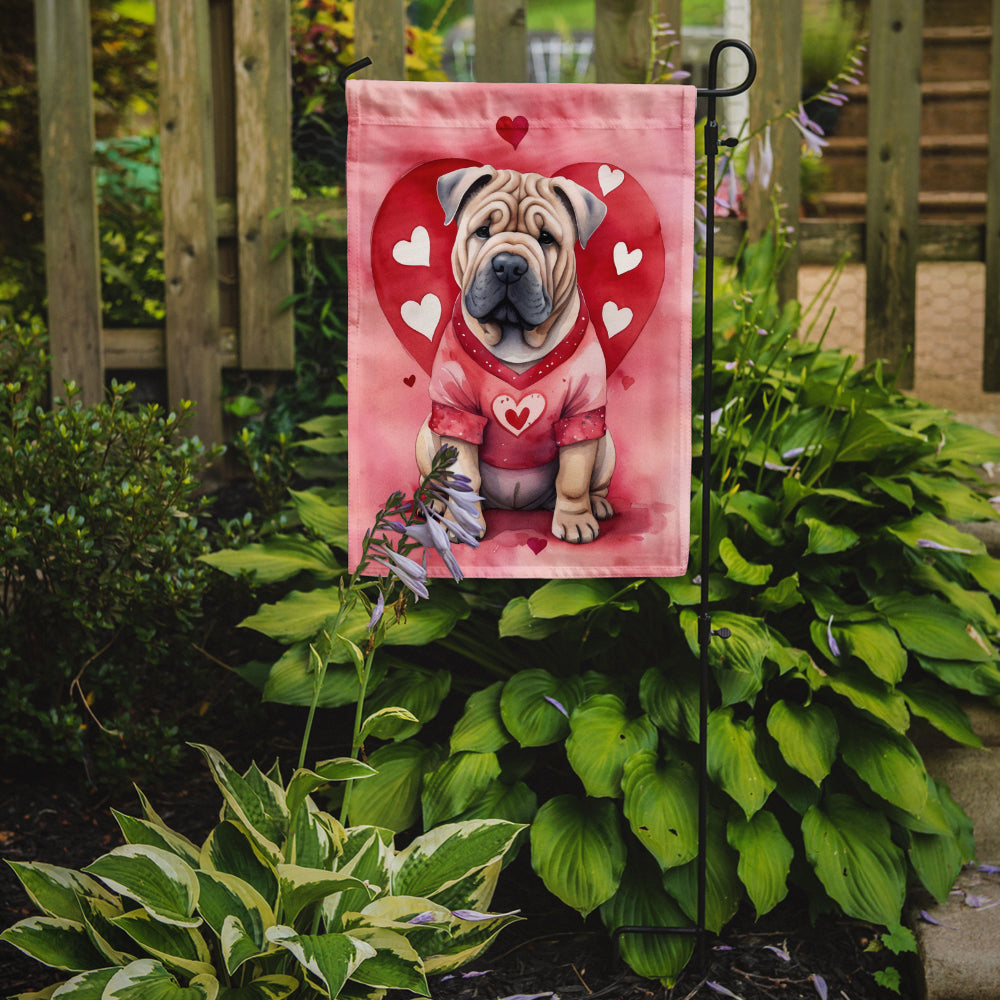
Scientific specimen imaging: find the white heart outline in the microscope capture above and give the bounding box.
[492,393,546,437]
[602,301,634,338]
[400,293,441,340]
[598,164,625,196]
[613,241,643,275]
[392,226,431,267]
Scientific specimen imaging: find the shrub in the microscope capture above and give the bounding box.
[0,317,220,783]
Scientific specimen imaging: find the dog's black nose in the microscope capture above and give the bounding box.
[491,252,527,284]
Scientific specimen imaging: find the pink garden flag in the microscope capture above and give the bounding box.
[347,80,696,578]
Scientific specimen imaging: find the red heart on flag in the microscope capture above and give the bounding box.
[506,406,529,430]
[496,115,529,149]
[371,159,664,377]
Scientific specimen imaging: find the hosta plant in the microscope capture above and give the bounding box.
[1,744,523,999]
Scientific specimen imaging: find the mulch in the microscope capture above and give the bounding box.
[1,745,913,1000]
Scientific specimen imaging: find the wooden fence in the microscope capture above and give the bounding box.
[33,0,1000,444]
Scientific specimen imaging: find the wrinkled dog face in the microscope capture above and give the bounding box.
[438,166,606,363]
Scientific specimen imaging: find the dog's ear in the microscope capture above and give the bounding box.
[552,178,607,249]
[438,166,496,226]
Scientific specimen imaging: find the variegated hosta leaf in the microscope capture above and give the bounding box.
[529,795,626,917]
[347,740,442,832]
[0,916,107,972]
[4,862,118,922]
[344,926,429,995]
[102,958,218,999]
[706,707,776,819]
[423,859,501,916]
[200,822,278,910]
[565,695,658,799]
[391,820,524,901]
[265,926,375,998]
[661,811,742,934]
[195,871,274,974]
[191,746,288,863]
[46,966,118,997]
[323,829,393,931]
[110,908,214,978]
[802,793,906,926]
[112,811,202,868]
[599,854,694,987]
[77,894,136,966]
[288,802,343,870]
[285,760,375,823]
[765,700,838,786]
[83,846,200,928]
[214,975,299,1000]
[450,682,511,754]
[621,751,699,871]
[838,718,929,817]
[421,906,523,975]
[727,810,793,917]
[499,669,585,747]
[421,751,501,829]
[277,865,376,925]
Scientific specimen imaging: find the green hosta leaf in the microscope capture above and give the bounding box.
[200,822,278,910]
[195,871,273,974]
[874,594,995,662]
[916,655,1000,697]
[260,643,387,709]
[111,909,214,978]
[0,916,107,971]
[886,512,985,556]
[906,472,998,522]
[680,610,770,706]
[527,579,617,618]
[453,779,538,827]
[450,682,511,754]
[755,573,804,614]
[803,517,859,556]
[362,667,451,740]
[707,708,776,819]
[346,926,428,994]
[599,853,694,987]
[285,759,376,822]
[265,926,375,998]
[727,811,793,918]
[216,976,299,1000]
[4,862,118,922]
[621,751,698,871]
[866,474,914,509]
[83,846,200,928]
[288,489,348,546]
[911,562,1000,633]
[901,680,982,748]
[835,410,927,463]
[190,746,287,862]
[765,700,838,786]
[530,795,626,917]
[421,751,502,828]
[277,865,374,925]
[909,828,965,905]
[347,740,442,832]
[808,660,910,732]
[802,793,906,926]
[392,820,524,901]
[499,670,584,747]
[935,421,1000,464]
[497,596,564,639]
[656,573,737,606]
[835,621,907,684]
[967,553,1000,597]
[103,959,218,1000]
[112,812,201,868]
[565,695,658,798]
[839,718,929,816]
[724,490,784,545]
[718,537,772,585]
[200,535,340,583]
[639,665,699,742]
[661,810,741,933]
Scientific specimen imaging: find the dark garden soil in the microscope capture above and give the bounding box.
[0,746,915,1000]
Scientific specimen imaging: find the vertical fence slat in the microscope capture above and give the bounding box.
[983,0,1000,389]
[594,0,652,84]
[474,0,526,82]
[355,0,406,80]
[233,0,294,370]
[34,0,103,405]
[157,0,223,445]
[864,0,923,389]
[746,0,801,304]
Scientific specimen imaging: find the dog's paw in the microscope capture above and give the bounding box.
[552,507,600,544]
[591,495,614,521]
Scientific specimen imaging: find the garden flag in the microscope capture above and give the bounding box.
[347,80,696,578]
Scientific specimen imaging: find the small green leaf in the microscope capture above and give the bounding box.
[450,682,511,754]
[803,517,859,555]
[288,489,348,546]
[901,680,982,748]
[526,579,617,618]
[497,596,564,639]
[727,811,793,917]
[707,708,776,819]
[765,701,838,786]
[421,751,502,828]
[346,740,441,832]
[639,664,699,743]
[200,535,340,584]
[499,670,584,747]
[718,537,772,585]
[839,718,929,817]
[875,594,995,662]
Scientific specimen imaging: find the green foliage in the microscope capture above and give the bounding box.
[0,317,220,783]
[1,744,524,998]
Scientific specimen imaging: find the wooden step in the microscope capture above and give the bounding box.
[922,25,993,83]
[813,190,987,222]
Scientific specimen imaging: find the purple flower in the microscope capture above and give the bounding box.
[706,983,742,999]
[367,590,385,631]
[917,538,973,554]
[791,104,829,156]
[812,974,828,1000]
[747,125,774,191]
[371,546,429,600]
[827,616,841,658]
[451,908,520,921]
[763,944,790,961]
[407,911,438,925]
[403,516,464,582]
[544,695,569,718]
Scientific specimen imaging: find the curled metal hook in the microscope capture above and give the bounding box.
[337,56,373,90]
[697,38,757,99]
